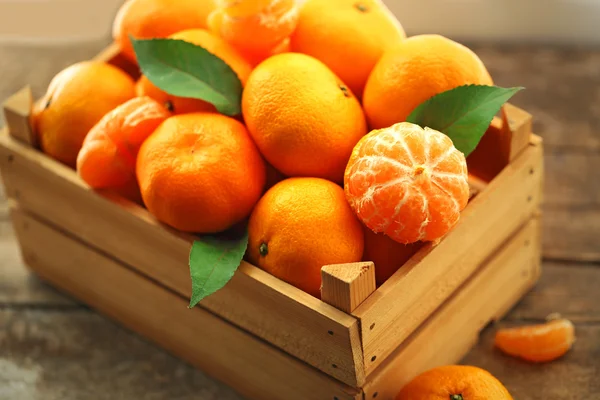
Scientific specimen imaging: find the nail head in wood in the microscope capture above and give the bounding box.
[321,261,376,314]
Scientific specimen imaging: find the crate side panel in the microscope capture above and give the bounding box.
[0,130,363,387]
[356,138,544,375]
[362,218,541,399]
[9,207,361,400]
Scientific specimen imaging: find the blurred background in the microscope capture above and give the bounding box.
[1,0,599,45]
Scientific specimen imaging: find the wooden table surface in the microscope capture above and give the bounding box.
[0,38,599,400]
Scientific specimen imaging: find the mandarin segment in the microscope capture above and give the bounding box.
[397,365,513,400]
[136,113,266,233]
[33,61,136,168]
[77,97,170,204]
[494,319,576,363]
[363,34,494,129]
[242,52,367,183]
[290,0,406,98]
[208,0,299,65]
[247,177,364,298]
[113,0,216,62]
[344,122,469,244]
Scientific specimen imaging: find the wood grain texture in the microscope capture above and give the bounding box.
[0,129,364,387]
[542,208,600,262]
[473,44,600,150]
[543,150,600,207]
[363,218,541,399]
[321,262,376,314]
[0,219,72,306]
[9,208,361,400]
[355,139,543,376]
[505,262,600,323]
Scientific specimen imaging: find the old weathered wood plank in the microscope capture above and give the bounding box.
[0,309,243,400]
[0,219,72,306]
[463,322,600,400]
[505,262,600,323]
[542,208,600,262]
[474,45,600,150]
[543,150,600,207]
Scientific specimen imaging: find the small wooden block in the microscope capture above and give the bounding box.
[321,262,376,314]
[2,86,36,147]
[501,103,533,161]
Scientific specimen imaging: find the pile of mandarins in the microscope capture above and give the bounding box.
[32,0,493,298]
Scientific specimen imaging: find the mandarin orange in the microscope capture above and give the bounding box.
[363,34,494,129]
[344,122,470,244]
[136,113,266,233]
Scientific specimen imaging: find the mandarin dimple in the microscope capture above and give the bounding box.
[344,122,470,244]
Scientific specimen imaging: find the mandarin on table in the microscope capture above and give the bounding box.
[494,318,576,363]
[76,97,171,204]
[33,61,136,168]
[208,0,299,65]
[247,177,364,298]
[136,112,266,233]
[363,34,494,129]
[136,28,253,115]
[362,228,423,286]
[344,122,470,244]
[397,365,513,400]
[113,0,216,62]
[291,0,405,99]
[242,52,367,183]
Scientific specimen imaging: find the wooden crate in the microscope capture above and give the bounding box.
[0,44,544,400]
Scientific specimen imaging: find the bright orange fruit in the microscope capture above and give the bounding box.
[397,365,513,400]
[290,0,405,99]
[136,113,266,233]
[76,97,170,204]
[33,61,136,168]
[344,122,470,244]
[112,0,216,62]
[208,0,299,65]
[363,34,494,129]
[242,52,367,183]
[247,177,364,299]
[135,28,253,115]
[362,228,423,286]
[494,318,576,363]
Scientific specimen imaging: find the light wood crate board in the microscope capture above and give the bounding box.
[0,43,544,399]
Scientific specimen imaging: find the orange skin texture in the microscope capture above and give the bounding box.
[208,0,298,65]
[136,113,266,233]
[242,53,367,183]
[32,61,136,168]
[494,319,576,363]
[344,122,470,244]
[362,228,423,286]
[290,0,406,99]
[247,178,364,298]
[363,34,494,129]
[112,0,216,62]
[76,97,171,204]
[135,29,253,115]
[397,365,513,400]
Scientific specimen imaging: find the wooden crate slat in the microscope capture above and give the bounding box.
[2,86,36,147]
[0,129,364,387]
[9,206,361,400]
[362,217,541,399]
[355,137,544,376]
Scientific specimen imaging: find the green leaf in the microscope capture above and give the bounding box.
[131,37,242,116]
[188,230,249,308]
[406,85,524,157]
